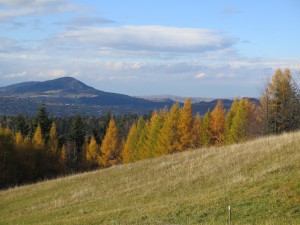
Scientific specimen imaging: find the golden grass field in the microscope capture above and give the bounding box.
[1,131,300,224]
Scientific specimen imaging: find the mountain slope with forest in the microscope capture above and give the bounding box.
[1,131,299,224]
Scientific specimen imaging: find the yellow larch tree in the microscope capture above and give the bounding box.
[33,124,44,149]
[178,98,194,151]
[225,98,240,144]
[15,131,24,147]
[260,68,300,134]
[98,118,118,168]
[157,103,181,154]
[122,124,137,163]
[229,98,261,144]
[86,135,99,168]
[48,122,59,156]
[210,100,226,145]
[191,113,201,149]
[144,111,165,158]
[200,110,212,147]
[135,117,148,160]
[60,144,67,170]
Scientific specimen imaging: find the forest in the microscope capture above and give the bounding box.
[1,68,300,189]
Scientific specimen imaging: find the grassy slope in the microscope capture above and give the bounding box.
[1,132,300,225]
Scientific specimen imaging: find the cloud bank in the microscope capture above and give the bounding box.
[49,26,235,54]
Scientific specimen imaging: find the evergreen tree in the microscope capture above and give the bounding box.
[210,100,226,145]
[178,98,194,151]
[69,114,85,168]
[0,127,17,188]
[34,105,51,139]
[98,118,118,167]
[14,115,29,136]
[82,136,89,168]
[69,114,85,149]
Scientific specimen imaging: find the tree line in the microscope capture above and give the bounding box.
[0,68,299,189]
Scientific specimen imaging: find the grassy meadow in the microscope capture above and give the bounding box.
[1,131,300,224]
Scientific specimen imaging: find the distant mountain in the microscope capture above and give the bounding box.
[0,77,259,116]
[0,77,174,116]
[0,77,92,95]
[0,77,155,105]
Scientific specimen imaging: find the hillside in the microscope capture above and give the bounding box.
[1,132,300,224]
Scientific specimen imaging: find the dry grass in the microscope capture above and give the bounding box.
[1,131,300,224]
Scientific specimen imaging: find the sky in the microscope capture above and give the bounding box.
[0,0,299,98]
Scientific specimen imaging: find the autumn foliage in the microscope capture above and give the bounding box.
[1,67,299,189]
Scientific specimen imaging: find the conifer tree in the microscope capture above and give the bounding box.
[200,110,212,147]
[229,99,248,143]
[15,131,24,146]
[69,114,85,168]
[15,115,29,136]
[86,135,99,168]
[98,118,118,167]
[0,127,16,187]
[122,124,137,163]
[60,144,67,171]
[191,113,201,149]
[225,98,240,144]
[210,100,226,145]
[178,98,194,151]
[135,117,148,160]
[144,111,165,158]
[82,136,89,167]
[260,68,300,133]
[69,114,85,150]
[47,122,59,172]
[34,105,51,139]
[157,103,181,154]
[33,124,44,149]
[48,122,58,156]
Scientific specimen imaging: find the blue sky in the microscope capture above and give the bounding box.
[0,0,299,98]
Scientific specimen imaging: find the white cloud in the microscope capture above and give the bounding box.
[55,16,114,27]
[49,26,236,55]
[3,71,27,78]
[195,73,206,79]
[0,0,82,20]
[38,69,66,78]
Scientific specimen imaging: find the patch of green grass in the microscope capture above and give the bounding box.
[1,131,300,224]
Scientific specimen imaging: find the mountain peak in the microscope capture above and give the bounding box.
[43,77,92,90]
[0,76,95,95]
